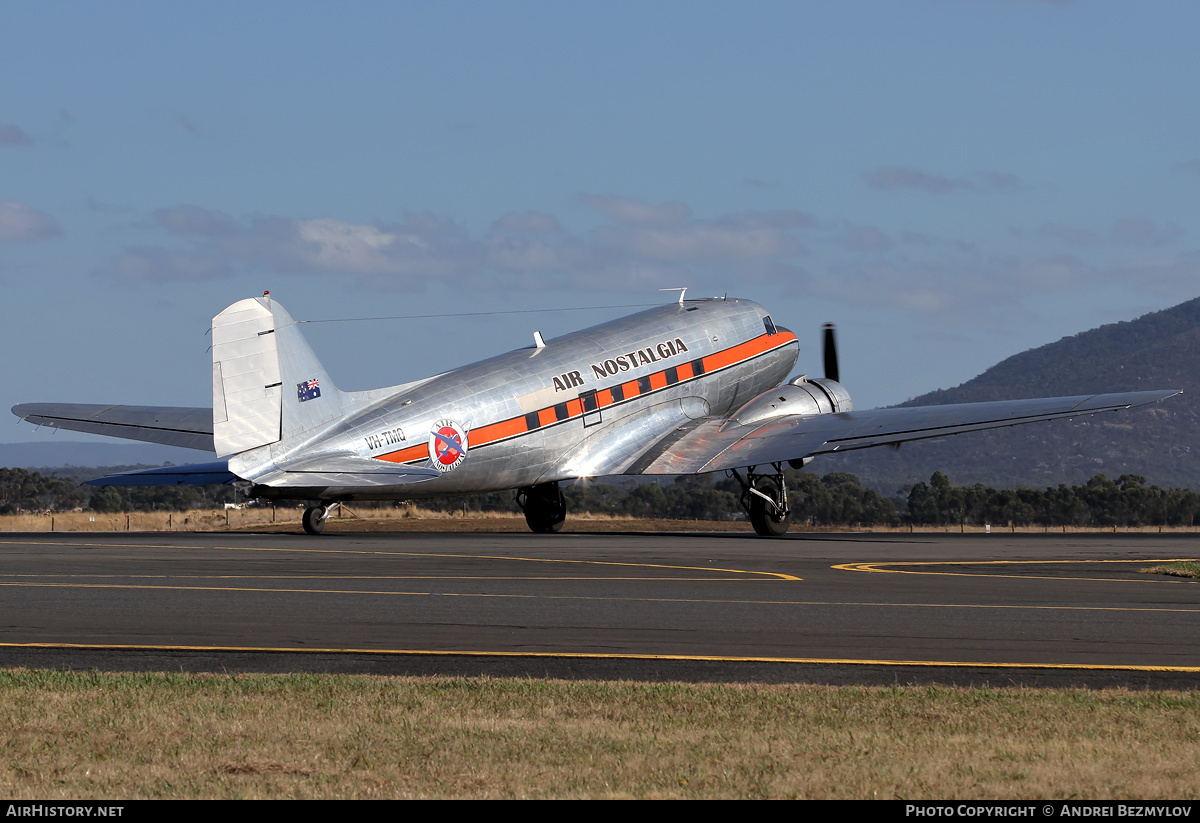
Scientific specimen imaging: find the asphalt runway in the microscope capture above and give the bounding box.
[1,530,1198,688]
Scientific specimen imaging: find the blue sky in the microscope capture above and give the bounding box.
[3,1,1198,451]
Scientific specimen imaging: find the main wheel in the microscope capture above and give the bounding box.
[749,478,791,537]
[520,483,566,533]
[302,505,327,535]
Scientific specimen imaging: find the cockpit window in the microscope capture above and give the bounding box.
[763,315,777,335]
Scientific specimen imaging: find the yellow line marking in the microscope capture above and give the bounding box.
[2,580,1197,612]
[0,573,772,582]
[0,582,775,598]
[0,539,197,549]
[2,642,1197,673]
[0,539,799,580]
[833,558,1200,583]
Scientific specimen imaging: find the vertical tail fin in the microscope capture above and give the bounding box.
[212,295,341,459]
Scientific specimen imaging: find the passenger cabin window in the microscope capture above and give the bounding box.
[763,315,777,335]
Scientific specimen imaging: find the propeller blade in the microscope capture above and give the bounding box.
[822,323,839,383]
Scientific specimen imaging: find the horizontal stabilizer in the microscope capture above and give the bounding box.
[252,453,442,488]
[87,461,236,486]
[12,403,214,452]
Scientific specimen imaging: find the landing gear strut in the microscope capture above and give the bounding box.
[731,464,791,537]
[302,501,340,535]
[515,482,566,533]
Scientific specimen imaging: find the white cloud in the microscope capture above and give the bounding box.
[296,218,402,272]
[801,250,1105,324]
[579,194,692,226]
[594,222,804,262]
[484,233,594,273]
[97,196,1194,325]
[804,260,980,315]
[0,201,60,243]
[101,198,816,291]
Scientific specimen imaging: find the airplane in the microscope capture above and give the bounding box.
[11,291,1180,536]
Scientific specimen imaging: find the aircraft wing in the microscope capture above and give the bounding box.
[245,453,442,488]
[87,462,238,486]
[636,390,1180,475]
[11,403,214,452]
[86,454,441,489]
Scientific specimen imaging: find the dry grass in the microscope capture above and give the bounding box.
[5,507,1200,534]
[0,506,730,535]
[1140,561,1200,579]
[0,507,284,533]
[1,671,1198,799]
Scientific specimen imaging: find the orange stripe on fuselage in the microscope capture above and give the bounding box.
[470,415,527,447]
[376,443,427,464]
[373,330,796,464]
[703,331,788,372]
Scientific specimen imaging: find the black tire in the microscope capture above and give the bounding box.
[521,483,566,534]
[526,512,565,533]
[749,479,791,537]
[302,505,326,535]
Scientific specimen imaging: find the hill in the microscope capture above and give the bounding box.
[816,297,1200,492]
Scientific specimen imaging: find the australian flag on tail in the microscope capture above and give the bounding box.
[297,378,321,402]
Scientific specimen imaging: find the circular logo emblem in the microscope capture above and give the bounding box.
[427,419,469,473]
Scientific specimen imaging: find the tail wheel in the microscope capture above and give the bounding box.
[749,478,791,537]
[302,505,327,535]
[517,483,566,534]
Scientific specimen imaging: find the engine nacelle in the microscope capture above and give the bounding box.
[724,375,853,430]
[805,377,852,413]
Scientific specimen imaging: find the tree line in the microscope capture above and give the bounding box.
[0,467,236,515]
[4,465,1200,527]
[367,469,1200,528]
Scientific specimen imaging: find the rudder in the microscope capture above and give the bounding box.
[212,294,341,459]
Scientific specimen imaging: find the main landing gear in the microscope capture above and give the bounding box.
[731,464,791,537]
[515,482,566,533]
[302,501,341,535]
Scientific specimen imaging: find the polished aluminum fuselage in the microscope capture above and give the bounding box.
[256,298,798,501]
